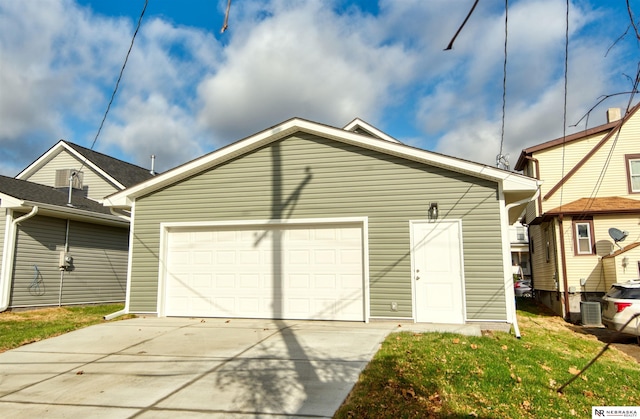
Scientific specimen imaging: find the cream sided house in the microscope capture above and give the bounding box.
[515,105,640,322]
[0,141,154,311]
[104,117,540,327]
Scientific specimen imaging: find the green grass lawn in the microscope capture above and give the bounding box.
[0,304,128,353]
[335,299,640,418]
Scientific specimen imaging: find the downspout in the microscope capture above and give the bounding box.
[58,219,70,307]
[557,214,571,321]
[104,202,134,320]
[0,206,39,312]
[504,188,541,339]
[524,155,542,215]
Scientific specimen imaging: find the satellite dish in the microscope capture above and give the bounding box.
[609,228,629,250]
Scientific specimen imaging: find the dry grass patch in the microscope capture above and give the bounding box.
[0,304,130,352]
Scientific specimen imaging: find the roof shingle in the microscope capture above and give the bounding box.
[0,175,111,215]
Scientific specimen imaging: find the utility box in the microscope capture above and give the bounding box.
[59,252,73,270]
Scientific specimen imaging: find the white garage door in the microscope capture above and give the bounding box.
[164,223,365,321]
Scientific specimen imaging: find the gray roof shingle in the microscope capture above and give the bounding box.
[0,175,111,215]
[64,142,155,187]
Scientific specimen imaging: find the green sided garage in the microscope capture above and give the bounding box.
[105,118,539,325]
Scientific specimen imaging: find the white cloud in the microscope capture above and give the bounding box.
[416,0,634,166]
[0,0,133,174]
[0,0,636,178]
[101,94,205,173]
[196,0,417,141]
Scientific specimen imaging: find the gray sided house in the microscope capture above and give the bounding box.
[0,141,154,311]
[106,118,540,325]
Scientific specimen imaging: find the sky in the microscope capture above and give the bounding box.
[0,0,638,176]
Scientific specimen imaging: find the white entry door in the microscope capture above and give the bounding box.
[411,220,465,323]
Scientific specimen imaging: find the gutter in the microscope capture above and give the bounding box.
[109,207,131,222]
[504,188,541,339]
[0,206,39,312]
[20,200,129,227]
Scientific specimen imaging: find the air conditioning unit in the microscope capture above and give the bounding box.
[580,301,602,326]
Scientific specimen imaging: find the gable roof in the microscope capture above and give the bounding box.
[0,175,126,225]
[105,117,540,213]
[513,121,619,171]
[16,140,155,189]
[514,103,640,199]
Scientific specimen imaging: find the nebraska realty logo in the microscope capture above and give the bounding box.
[593,407,640,417]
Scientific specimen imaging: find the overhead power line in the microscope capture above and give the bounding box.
[444,0,479,51]
[89,0,148,153]
[497,0,509,170]
[76,0,148,178]
[221,0,232,33]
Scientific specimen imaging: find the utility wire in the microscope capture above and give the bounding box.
[444,0,479,50]
[579,68,640,214]
[221,0,232,33]
[498,0,509,165]
[77,0,148,176]
[558,0,569,211]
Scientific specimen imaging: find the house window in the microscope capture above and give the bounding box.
[517,227,525,240]
[626,154,640,193]
[573,219,594,255]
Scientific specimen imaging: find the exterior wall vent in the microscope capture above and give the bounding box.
[580,301,602,326]
[55,169,84,190]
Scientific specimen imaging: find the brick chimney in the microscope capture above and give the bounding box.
[607,107,621,123]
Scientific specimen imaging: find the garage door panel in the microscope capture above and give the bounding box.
[165,224,364,320]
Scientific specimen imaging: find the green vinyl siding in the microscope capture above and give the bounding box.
[130,133,505,320]
[9,215,127,307]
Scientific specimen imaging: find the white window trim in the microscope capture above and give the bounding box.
[574,221,594,255]
[629,157,640,193]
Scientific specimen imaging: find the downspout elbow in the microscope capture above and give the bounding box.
[104,308,128,320]
[1,206,40,313]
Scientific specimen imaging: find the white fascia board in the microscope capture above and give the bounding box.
[0,192,24,208]
[343,118,402,143]
[16,141,125,189]
[105,118,540,208]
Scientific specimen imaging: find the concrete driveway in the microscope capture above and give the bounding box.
[0,317,483,418]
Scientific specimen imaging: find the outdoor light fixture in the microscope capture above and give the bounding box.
[622,256,629,268]
[428,202,438,221]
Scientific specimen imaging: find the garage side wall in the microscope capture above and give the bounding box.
[130,134,505,320]
[9,215,128,307]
